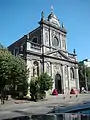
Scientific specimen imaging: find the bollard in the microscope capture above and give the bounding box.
[70,95,71,98]
[76,94,78,97]
[63,96,65,99]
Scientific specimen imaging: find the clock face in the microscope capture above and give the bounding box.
[52,36,59,47]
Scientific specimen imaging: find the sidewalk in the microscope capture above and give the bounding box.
[0,94,82,106]
[1,93,90,107]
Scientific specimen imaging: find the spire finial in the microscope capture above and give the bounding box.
[62,23,64,28]
[41,11,44,20]
[73,49,76,54]
[51,5,54,13]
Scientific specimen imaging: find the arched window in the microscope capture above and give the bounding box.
[33,61,39,77]
[62,39,66,50]
[52,36,59,47]
[70,68,74,79]
[46,63,50,73]
[62,40,65,47]
[45,32,48,44]
[32,37,38,43]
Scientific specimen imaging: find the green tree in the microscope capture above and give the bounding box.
[38,73,53,99]
[30,77,40,101]
[78,62,85,88]
[78,62,90,90]
[0,47,28,98]
[86,67,90,90]
[30,73,53,101]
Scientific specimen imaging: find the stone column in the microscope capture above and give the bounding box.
[66,65,69,91]
[62,65,65,94]
[51,63,55,90]
[67,66,71,90]
[26,58,32,97]
[27,59,32,83]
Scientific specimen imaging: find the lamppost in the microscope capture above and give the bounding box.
[83,59,88,91]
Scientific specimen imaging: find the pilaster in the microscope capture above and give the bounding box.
[51,63,55,90]
[62,65,65,93]
[67,66,71,90]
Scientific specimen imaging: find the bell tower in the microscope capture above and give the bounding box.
[39,9,67,54]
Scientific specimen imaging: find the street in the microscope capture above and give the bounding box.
[0,94,90,117]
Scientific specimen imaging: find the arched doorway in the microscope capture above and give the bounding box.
[55,74,62,94]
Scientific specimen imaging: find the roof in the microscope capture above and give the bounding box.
[48,12,60,28]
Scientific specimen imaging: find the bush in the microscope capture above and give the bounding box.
[38,73,53,99]
[30,73,53,101]
[30,77,40,101]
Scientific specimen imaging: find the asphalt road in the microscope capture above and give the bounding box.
[0,94,90,119]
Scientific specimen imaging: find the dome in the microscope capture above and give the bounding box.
[48,12,60,27]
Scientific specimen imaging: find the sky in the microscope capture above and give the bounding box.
[0,0,90,61]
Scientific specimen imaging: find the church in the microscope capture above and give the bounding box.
[8,10,79,94]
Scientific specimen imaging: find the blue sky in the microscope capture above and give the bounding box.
[0,0,90,61]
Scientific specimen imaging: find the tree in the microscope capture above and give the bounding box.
[78,62,90,91]
[0,47,29,98]
[78,62,85,88]
[38,73,53,98]
[30,77,40,101]
[30,73,53,101]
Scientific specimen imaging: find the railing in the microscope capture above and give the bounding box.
[31,42,41,50]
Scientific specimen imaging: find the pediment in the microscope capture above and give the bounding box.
[46,50,73,62]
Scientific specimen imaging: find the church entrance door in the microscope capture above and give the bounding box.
[55,74,62,94]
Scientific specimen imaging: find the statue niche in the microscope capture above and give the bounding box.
[33,61,39,77]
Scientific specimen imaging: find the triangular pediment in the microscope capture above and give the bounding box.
[45,50,73,61]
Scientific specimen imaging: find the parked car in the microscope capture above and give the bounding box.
[70,88,79,94]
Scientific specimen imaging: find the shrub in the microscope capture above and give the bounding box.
[30,77,40,101]
[30,73,53,101]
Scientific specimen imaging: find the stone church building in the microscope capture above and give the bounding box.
[8,10,79,94]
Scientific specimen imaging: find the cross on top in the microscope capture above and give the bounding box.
[51,5,54,13]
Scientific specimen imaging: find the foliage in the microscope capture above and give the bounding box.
[78,62,90,90]
[78,62,85,88]
[30,77,40,101]
[38,73,53,98]
[30,73,53,101]
[0,47,29,98]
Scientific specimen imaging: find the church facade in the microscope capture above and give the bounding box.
[8,11,79,94]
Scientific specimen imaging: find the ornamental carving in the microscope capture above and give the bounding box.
[53,52,62,59]
[52,30,59,38]
[33,61,39,77]
[44,27,49,31]
[45,32,48,44]
[46,62,50,73]
[54,64,62,74]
